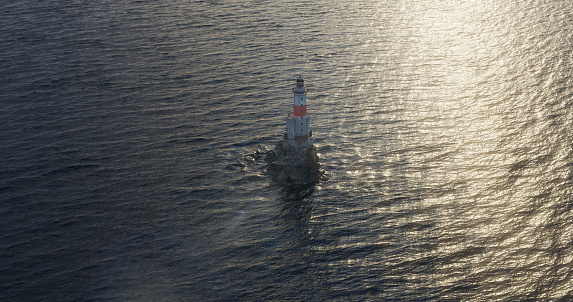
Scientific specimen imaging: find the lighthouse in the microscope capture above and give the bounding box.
[266,75,321,186]
[284,76,312,145]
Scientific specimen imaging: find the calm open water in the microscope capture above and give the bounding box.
[2,0,573,301]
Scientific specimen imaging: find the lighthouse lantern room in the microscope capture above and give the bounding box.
[284,76,312,143]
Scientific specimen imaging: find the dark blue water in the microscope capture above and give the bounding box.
[2,0,573,300]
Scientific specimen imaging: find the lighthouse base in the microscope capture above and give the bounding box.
[266,138,321,186]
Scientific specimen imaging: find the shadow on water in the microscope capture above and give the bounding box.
[232,145,331,301]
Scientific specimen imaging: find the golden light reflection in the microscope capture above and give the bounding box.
[366,0,573,298]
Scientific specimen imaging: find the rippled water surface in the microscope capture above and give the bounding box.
[2,0,573,300]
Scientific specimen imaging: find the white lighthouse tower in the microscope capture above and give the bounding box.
[267,75,320,184]
[284,76,312,145]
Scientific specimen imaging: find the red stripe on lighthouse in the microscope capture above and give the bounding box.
[293,105,306,116]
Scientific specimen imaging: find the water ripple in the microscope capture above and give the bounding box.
[2,0,573,301]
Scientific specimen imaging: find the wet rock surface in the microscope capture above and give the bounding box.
[266,140,323,187]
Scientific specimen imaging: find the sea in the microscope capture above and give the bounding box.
[2,0,573,301]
